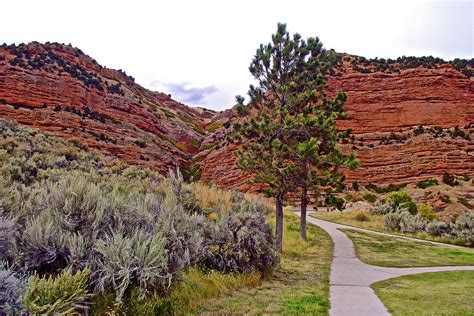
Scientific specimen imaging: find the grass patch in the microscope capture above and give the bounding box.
[311,212,465,246]
[312,211,386,231]
[372,271,474,316]
[341,229,474,267]
[198,211,334,315]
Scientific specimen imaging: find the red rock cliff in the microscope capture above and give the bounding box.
[198,58,474,189]
[1,44,472,189]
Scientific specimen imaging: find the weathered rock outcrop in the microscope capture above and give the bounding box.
[199,60,473,189]
[0,42,214,173]
[0,43,472,189]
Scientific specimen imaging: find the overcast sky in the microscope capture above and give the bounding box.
[3,0,473,110]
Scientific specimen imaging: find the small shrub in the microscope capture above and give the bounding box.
[134,139,146,148]
[450,211,474,247]
[352,181,360,191]
[416,179,438,189]
[386,190,417,215]
[426,221,449,237]
[344,193,354,202]
[363,193,377,203]
[354,211,369,222]
[418,203,438,221]
[399,214,427,233]
[384,211,405,230]
[458,197,472,209]
[93,230,168,302]
[370,200,393,215]
[442,172,459,186]
[203,202,276,273]
[23,268,90,315]
[0,264,25,314]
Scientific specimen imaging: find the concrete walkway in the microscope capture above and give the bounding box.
[299,211,474,316]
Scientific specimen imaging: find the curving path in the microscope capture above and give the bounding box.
[299,211,474,316]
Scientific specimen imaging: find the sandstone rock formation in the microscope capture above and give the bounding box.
[0,43,472,190]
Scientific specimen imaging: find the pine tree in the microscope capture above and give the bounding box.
[231,23,357,249]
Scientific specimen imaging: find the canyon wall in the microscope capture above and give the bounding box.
[1,43,472,190]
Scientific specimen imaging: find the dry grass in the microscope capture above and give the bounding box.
[188,182,272,213]
[312,211,386,231]
[372,271,474,316]
[188,182,233,211]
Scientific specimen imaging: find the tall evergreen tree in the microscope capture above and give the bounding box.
[231,23,357,249]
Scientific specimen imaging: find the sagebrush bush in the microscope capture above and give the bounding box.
[399,214,427,233]
[0,120,278,308]
[0,263,25,314]
[203,202,276,273]
[450,211,474,246]
[23,268,90,315]
[93,230,168,302]
[426,221,449,237]
[384,211,405,230]
[370,200,393,215]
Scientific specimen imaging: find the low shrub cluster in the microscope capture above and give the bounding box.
[416,179,438,189]
[442,172,459,187]
[369,190,473,247]
[0,120,277,314]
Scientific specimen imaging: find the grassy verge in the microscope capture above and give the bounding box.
[311,211,464,246]
[372,271,474,316]
[341,229,474,267]
[197,211,334,315]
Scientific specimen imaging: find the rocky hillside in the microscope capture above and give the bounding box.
[198,54,474,189]
[1,43,472,189]
[0,42,216,174]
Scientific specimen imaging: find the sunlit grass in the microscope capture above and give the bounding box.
[373,271,474,316]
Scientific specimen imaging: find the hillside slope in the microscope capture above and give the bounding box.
[0,43,472,188]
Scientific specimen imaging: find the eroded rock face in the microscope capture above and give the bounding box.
[0,43,472,190]
[199,62,474,189]
[0,42,213,173]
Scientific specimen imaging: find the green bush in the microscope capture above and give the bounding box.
[385,190,417,215]
[418,203,438,221]
[442,172,459,186]
[416,179,438,189]
[324,195,345,211]
[23,268,90,315]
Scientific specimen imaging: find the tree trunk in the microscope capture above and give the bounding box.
[275,193,284,253]
[300,187,308,241]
